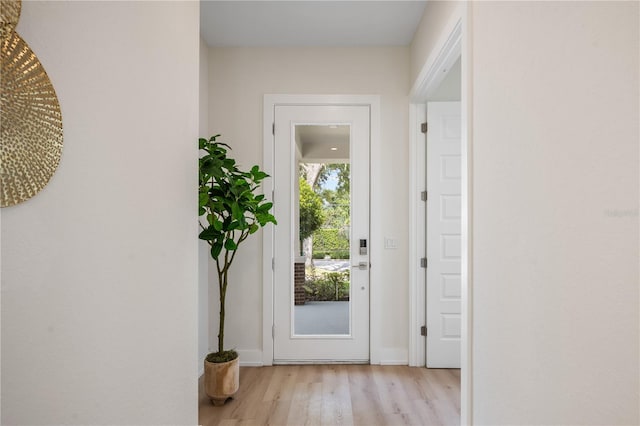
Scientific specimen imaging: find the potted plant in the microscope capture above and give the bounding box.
[198,135,276,405]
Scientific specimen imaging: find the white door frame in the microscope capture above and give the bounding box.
[263,94,381,366]
[408,3,473,425]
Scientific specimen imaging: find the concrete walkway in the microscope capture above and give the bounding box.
[312,259,350,272]
[294,301,349,335]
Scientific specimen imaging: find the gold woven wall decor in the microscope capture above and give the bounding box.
[1,0,63,207]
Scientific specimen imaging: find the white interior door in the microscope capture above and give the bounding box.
[273,105,370,362]
[426,102,461,368]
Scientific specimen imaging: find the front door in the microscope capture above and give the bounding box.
[426,101,462,368]
[273,104,370,362]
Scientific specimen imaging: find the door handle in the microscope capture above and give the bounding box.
[351,262,369,270]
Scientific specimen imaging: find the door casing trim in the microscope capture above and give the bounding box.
[262,94,381,366]
[408,3,473,425]
[408,4,463,368]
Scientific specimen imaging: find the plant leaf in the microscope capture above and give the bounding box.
[199,136,277,260]
[211,243,223,258]
[224,239,237,251]
[198,192,209,207]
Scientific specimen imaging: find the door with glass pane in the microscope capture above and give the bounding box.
[273,105,369,362]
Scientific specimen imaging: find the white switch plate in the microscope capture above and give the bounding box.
[384,237,397,249]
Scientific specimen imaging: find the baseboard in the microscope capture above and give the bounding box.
[198,352,206,377]
[237,349,263,367]
[201,348,405,367]
[378,347,409,365]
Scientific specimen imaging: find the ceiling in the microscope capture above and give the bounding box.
[199,1,460,145]
[296,125,350,162]
[200,1,427,47]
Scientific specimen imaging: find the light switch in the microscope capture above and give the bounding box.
[384,237,397,249]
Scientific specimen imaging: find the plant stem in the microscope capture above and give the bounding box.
[218,268,226,353]
[215,233,248,353]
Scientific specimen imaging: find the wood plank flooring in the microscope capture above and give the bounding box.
[199,365,460,426]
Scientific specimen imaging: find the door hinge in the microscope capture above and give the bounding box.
[272,324,275,338]
[272,258,275,271]
[420,325,428,336]
[272,123,275,135]
[421,122,428,134]
[421,191,428,201]
[420,258,428,268]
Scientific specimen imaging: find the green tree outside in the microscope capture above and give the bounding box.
[299,177,324,254]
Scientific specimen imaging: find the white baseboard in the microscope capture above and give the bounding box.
[237,350,263,367]
[378,347,409,365]
[198,353,206,377]
[201,350,263,367]
[202,348,405,367]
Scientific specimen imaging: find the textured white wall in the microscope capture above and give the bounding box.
[470,2,639,424]
[1,1,200,424]
[208,47,410,364]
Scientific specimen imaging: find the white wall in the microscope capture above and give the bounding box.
[410,1,462,85]
[208,47,410,364]
[1,2,200,424]
[469,2,639,424]
[198,37,210,375]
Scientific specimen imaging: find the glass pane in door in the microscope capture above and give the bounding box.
[293,124,351,336]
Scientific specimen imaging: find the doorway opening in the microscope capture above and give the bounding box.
[266,100,372,363]
[262,95,381,365]
[408,7,470,424]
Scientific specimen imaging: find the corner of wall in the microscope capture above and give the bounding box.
[198,35,211,370]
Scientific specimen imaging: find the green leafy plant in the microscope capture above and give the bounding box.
[303,271,350,301]
[312,228,350,259]
[198,135,276,361]
[299,177,324,254]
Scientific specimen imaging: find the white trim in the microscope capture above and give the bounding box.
[408,6,462,367]
[408,102,426,367]
[262,94,382,366]
[200,349,263,371]
[262,99,275,366]
[460,5,473,424]
[408,3,473,425]
[379,348,409,366]
[368,98,381,365]
[409,7,463,102]
[237,350,264,367]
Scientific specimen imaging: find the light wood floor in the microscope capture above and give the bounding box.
[199,365,460,426]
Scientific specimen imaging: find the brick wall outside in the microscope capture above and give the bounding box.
[294,261,305,305]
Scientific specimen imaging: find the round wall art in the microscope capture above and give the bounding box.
[1,0,63,207]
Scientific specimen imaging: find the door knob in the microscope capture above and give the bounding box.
[351,262,369,270]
